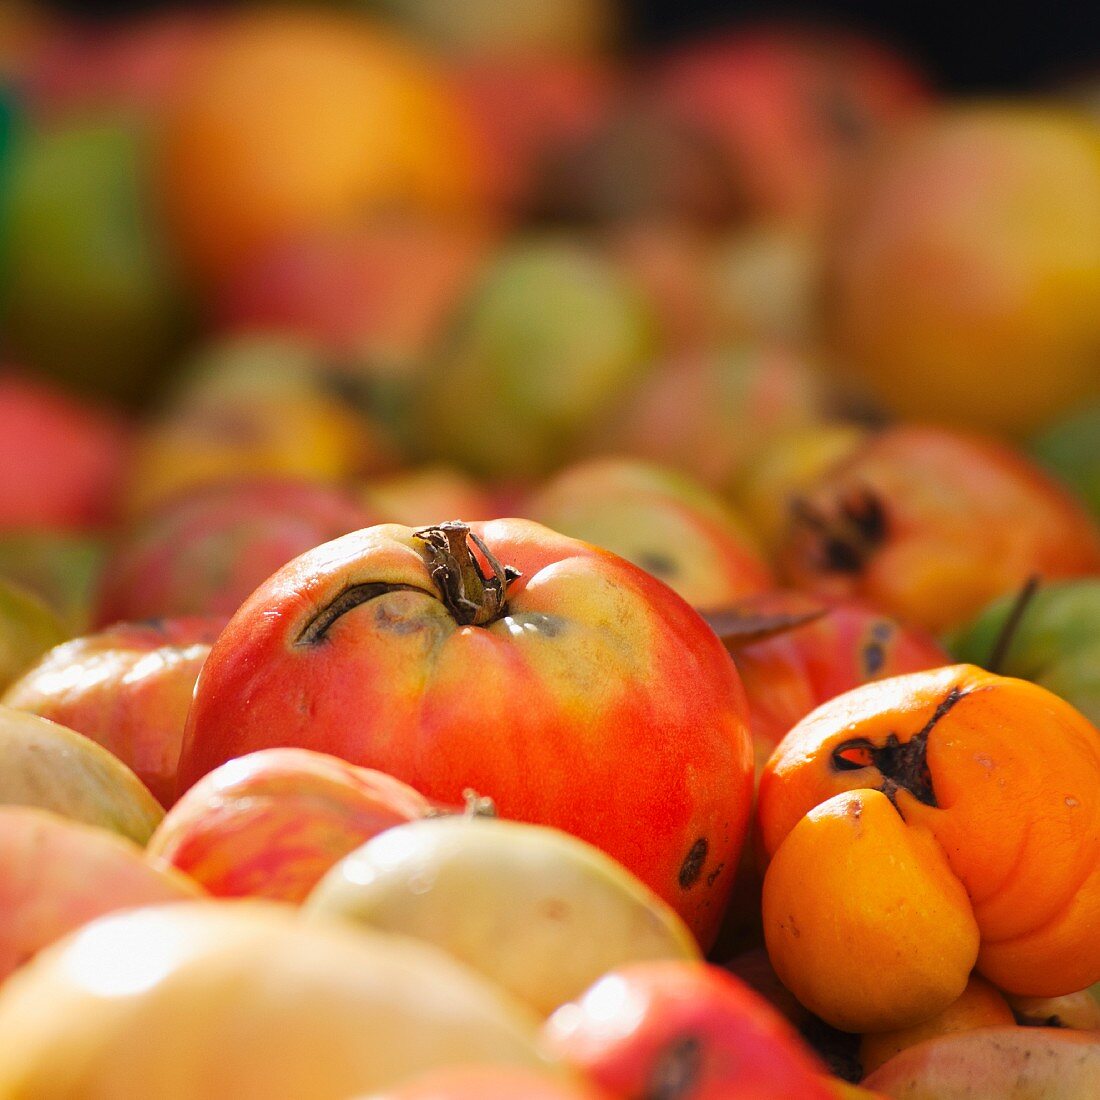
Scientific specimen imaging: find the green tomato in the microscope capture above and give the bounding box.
[948,578,1100,726]
[1032,404,1100,520]
[2,114,192,405]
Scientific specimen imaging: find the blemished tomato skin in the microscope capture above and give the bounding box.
[542,960,836,1100]
[179,519,754,947]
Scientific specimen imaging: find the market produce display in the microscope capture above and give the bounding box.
[0,1,1099,1097]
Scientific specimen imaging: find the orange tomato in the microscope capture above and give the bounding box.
[759,665,1100,999]
[160,10,487,286]
[826,105,1100,436]
[762,787,980,1033]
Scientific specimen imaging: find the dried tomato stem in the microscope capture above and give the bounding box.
[413,521,520,627]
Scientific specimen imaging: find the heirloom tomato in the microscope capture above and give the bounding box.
[758,665,1100,1001]
[179,519,753,947]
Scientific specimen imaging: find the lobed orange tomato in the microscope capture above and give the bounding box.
[759,665,1100,999]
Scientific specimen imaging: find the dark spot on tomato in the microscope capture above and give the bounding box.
[862,638,886,677]
[526,612,564,638]
[373,599,428,635]
[679,838,708,890]
[540,898,571,921]
[842,491,887,546]
[821,537,864,573]
[636,551,678,580]
[705,862,724,888]
[646,1035,703,1100]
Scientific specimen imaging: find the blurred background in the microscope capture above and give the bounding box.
[0,0,1098,651]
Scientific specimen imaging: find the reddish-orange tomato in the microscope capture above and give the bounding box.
[715,591,949,770]
[0,373,129,533]
[778,425,1100,633]
[543,960,835,1100]
[4,616,225,807]
[147,748,431,902]
[178,519,754,947]
[652,26,932,227]
[95,478,378,625]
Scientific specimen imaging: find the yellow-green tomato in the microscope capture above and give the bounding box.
[0,706,162,844]
[305,815,701,1016]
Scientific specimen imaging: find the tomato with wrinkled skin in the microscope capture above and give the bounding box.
[758,664,1100,997]
[179,518,754,947]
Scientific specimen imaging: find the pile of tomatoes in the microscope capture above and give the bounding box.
[0,1,1099,1097]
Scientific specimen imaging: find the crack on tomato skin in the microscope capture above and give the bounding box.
[829,687,970,809]
[294,582,428,646]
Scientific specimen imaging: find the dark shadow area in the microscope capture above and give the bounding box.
[35,0,1100,90]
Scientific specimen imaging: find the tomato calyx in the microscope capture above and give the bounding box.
[830,686,968,809]
[790,487,887,575]
[414,521,521,627]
